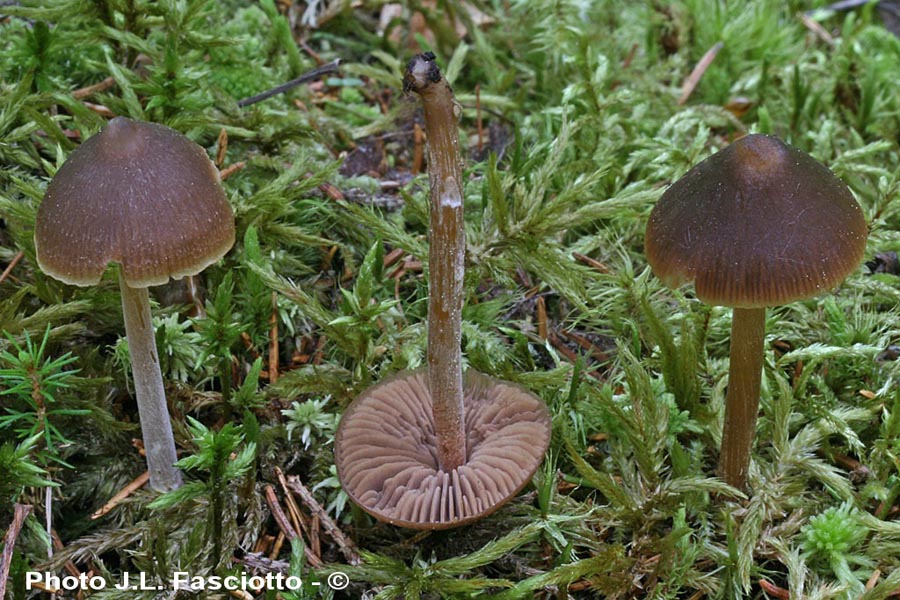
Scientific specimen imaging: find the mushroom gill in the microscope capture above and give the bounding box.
[335,370,551,529]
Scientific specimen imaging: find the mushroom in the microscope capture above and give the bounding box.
[35,117,235,491]
[333,53,551,529]
[335,370,551,528]
[644,133,867,489]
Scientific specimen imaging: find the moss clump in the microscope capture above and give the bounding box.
[207,6,275,100]
[802,502,872,597]
[802,503,868,558]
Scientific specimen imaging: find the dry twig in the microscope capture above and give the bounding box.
[269,292,280,384]
[275,468,308,537]
[866,569,880,591]
[82,101,116,117]
[92,472,151,520]
[536,296,548,341]
[759,579,790,599]
[220,161,246,181]
[71,76,115,99]
[269,532,284,560]
[572,251,609,273]
[475,83,483,153]
[798,12,836,46]
[558,329,611,364]
[215,128,228,168]
[412,122,425,174]
[678,41,724,105]
[51,530,81,578]
[264,485,298,540]
[284,474,360,565]
[0,504,32,599]
[236,59,341,107]
[0,250,24,285]
[265,484,323,568]
[236,553,289,573]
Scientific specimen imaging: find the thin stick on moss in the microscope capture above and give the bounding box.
[236,59,341,107]
[0,504,32,599]
[404,53,466,472]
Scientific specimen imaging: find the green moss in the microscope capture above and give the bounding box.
[803,503,868,560]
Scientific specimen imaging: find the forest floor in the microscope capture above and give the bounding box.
[2,0,900,598]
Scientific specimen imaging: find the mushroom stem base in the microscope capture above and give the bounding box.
[719,306,766,490]
[119,272,183,491]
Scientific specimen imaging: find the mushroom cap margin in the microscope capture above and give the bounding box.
[644,134,867,308]
[35,117,235,288]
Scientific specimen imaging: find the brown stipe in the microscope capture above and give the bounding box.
[405,51,467,472]
[717,307,765,487]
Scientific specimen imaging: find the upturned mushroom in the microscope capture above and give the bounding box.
[645,133,867,490]
[35,117,235,491]
[333,53,551,529]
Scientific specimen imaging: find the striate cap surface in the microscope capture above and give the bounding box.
[645,134,867,308]
[334,370,551,530]
[35,117,235,288]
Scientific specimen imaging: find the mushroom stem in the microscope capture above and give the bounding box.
[718,306,766,489]
[405,53,466,471]
[119,271,183,491]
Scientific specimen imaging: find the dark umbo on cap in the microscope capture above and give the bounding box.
[645,134,867,308]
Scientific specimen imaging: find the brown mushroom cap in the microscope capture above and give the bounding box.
[35,117,235,288]
[645,134,867,308]
[334,369,552,530]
